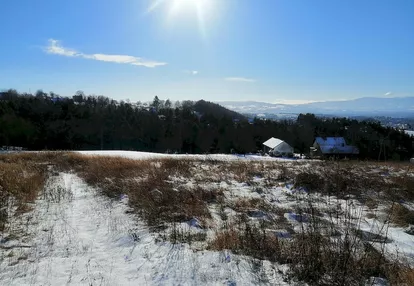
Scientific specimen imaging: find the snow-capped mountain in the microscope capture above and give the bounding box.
[219,97,414,117]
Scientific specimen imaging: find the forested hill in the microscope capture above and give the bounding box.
[0,89,413,160]
[193,100,246,121]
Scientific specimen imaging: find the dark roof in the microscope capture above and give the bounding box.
[315,137,346,146]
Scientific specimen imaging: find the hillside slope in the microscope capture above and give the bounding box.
[194,100,247,121]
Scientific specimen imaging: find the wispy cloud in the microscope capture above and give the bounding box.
[384,92,393,97]
[44,39,166,68]
[46,39,79,57]
[225,77,256,83]
[184,70,198,75]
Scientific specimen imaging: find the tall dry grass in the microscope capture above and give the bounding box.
[65,155,224,228]
[0,153,50,231]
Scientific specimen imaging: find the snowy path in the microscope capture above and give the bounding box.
[0,173,286,286]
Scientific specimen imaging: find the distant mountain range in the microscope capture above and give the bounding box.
[218,97,414,117]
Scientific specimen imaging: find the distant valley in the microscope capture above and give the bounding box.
[219,97,414,118]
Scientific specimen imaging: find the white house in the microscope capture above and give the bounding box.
[262,137,294,157]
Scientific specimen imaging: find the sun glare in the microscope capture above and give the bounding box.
[147,0,214,39]
[170,0,208,13]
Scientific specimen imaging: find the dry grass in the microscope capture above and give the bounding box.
[285,220,393,285]
[209,224,287,263]
[128,181,213,226]
[232,198,272,212]
[0,153,50,231]
[392,267,414,285]
[209,228,240,250]
[291,161,414,205]
[65,155,224,228]
[386,175,414,202]
[387,203,414,227]
[209,192,410,285]
[192,160,295,186]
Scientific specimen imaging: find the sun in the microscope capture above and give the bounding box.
[148,0,212,14]
[169,0,210,14]
[147,0,215,39]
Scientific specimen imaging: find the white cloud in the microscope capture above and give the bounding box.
[184,70,199,75]
[45,39,79,57]
[44,39,166,68]
[225,77,256,83]
[384,92,393,97]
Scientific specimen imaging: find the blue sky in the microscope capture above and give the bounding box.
[1,0,413,103]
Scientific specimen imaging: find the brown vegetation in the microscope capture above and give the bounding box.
[65,155,224,228]
[0,153,50,231]
[209,224,287,263]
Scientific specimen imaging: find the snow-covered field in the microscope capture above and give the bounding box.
[1,151,413,285]
[0,172,287,285]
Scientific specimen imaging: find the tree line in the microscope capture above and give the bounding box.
[0,89,413,160]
